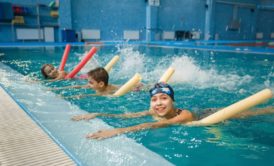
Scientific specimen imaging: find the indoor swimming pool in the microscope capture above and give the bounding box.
[0,44,273,165]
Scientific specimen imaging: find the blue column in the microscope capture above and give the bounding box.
[204,0,213,40]
[251,2,260,40]
[146,5,158,42]
[59,0,72,42]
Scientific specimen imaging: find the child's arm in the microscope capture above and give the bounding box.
[23,75,60,83]
[86,116,186,140]
[50,84,89,91]
[71,111,151,121]
[86,110,193,140]
[63,93,97,99]
[232,106,274,119]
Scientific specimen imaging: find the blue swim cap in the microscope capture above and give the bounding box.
[149,82,175,101]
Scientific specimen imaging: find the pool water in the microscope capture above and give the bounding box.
[0,44,274,166]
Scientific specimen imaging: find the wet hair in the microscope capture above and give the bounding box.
[41,64,54,79]
[87,67,109,86]
[149,82,175,101]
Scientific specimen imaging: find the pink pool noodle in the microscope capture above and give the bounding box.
[65,47,97,79]
[59,44,71,71]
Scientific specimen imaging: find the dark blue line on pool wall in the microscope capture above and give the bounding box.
[0,41,273,55]
[0,42,85,47]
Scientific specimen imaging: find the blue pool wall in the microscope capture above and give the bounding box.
[0,0,273,42]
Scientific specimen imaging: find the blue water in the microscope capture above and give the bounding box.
[0,44,274,166]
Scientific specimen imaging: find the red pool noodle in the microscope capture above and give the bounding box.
[59,44,71,71]
[65,47,97,79]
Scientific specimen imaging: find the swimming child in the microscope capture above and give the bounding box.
[54,67,144,98]
[41,46,97,81]
[86,67,118,95]
[55,67,118,97]
[72,82,274,140]
[41,64,68,81]
[41,61,91,81]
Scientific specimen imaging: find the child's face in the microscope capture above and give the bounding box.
[44,65,58,79]
[88,77,104,90]
[150,93,174,117]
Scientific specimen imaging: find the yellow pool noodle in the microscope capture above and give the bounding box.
[159,67,175,83]
[104,55,120,73]
[188,88,273,126]
[113,73,142,97]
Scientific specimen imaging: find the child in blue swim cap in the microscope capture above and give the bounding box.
[72,82,274,140]
[149,82,175,101]
[72,82,195,139]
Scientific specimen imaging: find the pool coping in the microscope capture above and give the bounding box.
[0,84,82,166]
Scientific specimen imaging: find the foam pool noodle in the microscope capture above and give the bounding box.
[65,47,97,79]
[159,67,175,83]
[113,73,142,96]
[59,44,71,71]
[187,88,273,126]
[104,55,120,73]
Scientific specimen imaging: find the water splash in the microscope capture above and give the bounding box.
[168,55,253,91]
[116,47,146,79]
[73,51,100,74]
[110,46,253,91]
[264,65,274,91]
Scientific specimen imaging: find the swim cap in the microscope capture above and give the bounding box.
[149,82,175,101]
